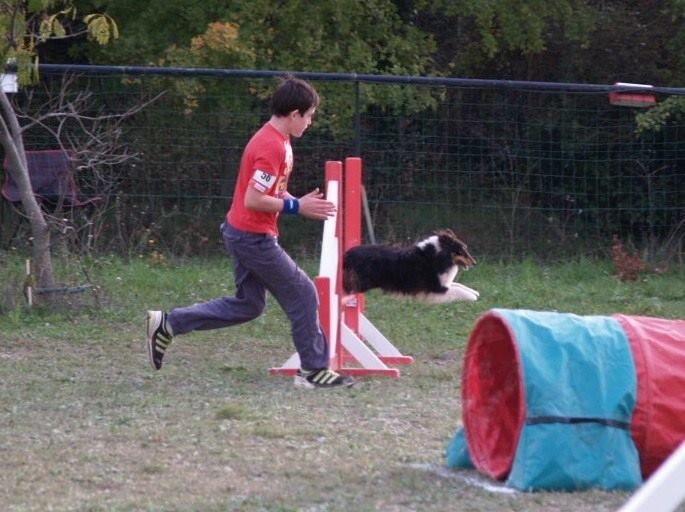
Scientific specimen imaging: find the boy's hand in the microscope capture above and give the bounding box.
[297,188,336,220]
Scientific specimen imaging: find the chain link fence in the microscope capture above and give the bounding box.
[1,65,683,263]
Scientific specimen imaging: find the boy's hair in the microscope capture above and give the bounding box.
[270,77,320,117]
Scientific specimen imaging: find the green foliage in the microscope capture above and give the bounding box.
[40,8,72,41]
[78,0,232,65]
[160,20,258,117]
[69,0,685,87]
[414,0,595,74]
[635,96,685,134]
[68,0,685,140]
[224,0,438,134]
[0,1,118,85]
[80,0,439,136]
[83,13,118,45]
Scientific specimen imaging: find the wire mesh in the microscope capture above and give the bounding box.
[1,67,683,262]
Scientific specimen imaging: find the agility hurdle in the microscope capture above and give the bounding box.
[270,157,413,377]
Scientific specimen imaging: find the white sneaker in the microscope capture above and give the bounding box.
[294,368,356,389]
[146,310,173,370]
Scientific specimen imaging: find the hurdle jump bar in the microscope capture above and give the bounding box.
[270,157,413,377]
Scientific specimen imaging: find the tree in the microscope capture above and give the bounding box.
[77,0,439,135]
[411,0,685,86]
[412,0,596,80]
[0,1,117,296]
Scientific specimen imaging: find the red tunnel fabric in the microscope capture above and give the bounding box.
[461,311,525,479]
[614,314,685,477]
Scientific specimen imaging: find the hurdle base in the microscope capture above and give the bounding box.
[338,367,400,377]
[378,355,414,365]
[268,367,298,376]
[341,354,414,366]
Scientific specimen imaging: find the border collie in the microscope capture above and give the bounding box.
[342,229,479,303]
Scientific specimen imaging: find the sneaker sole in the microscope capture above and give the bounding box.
[294,376,315,389]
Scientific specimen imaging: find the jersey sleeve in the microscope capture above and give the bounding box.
[248,141,284,195]
[250,169,277,193]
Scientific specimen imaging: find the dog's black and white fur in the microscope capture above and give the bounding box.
[342,229,479,303]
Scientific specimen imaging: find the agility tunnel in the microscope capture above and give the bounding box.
[446,309,685,491]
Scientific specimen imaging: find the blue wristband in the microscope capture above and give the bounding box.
[282,198,300,214]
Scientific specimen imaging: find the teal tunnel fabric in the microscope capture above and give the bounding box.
[449,309,644,491]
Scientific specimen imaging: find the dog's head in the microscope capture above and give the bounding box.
[435,229,477,269]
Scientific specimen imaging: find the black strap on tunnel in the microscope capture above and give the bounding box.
[527,416,631,431]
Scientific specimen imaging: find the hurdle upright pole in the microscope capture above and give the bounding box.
[342,157,364,352]
[314,275,332,365]
[343,157,362,251]
[324,160,344,370]
[327,160,343,299]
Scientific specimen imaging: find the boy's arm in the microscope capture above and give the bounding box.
[244,186,335,220]
[244,185,284,212]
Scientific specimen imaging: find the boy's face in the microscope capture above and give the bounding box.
[288,106,316,138]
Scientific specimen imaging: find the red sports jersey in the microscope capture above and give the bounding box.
[226,122,293,236]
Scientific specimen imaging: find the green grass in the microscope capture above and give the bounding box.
[1,254,684,511]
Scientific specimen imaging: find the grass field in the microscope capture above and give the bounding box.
[1,254,684,511]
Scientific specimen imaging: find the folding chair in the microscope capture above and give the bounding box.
[1,149,101,210]
[1,150,102,303]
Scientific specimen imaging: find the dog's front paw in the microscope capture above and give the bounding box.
[448,283,479,301]
[452,282,479,298]
[425,283,479,303]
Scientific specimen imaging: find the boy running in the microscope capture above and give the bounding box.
[145,77,354,389]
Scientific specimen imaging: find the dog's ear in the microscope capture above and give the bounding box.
[434,228,454,238]
[435,228,459,239]
[437,229,459,245]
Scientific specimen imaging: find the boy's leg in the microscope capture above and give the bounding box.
[261,252,353,388]
[165,227,268,335]
[166,262,266,335]
[147,224,267,370]
[215,225,329,370]
[269,265,329,370]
